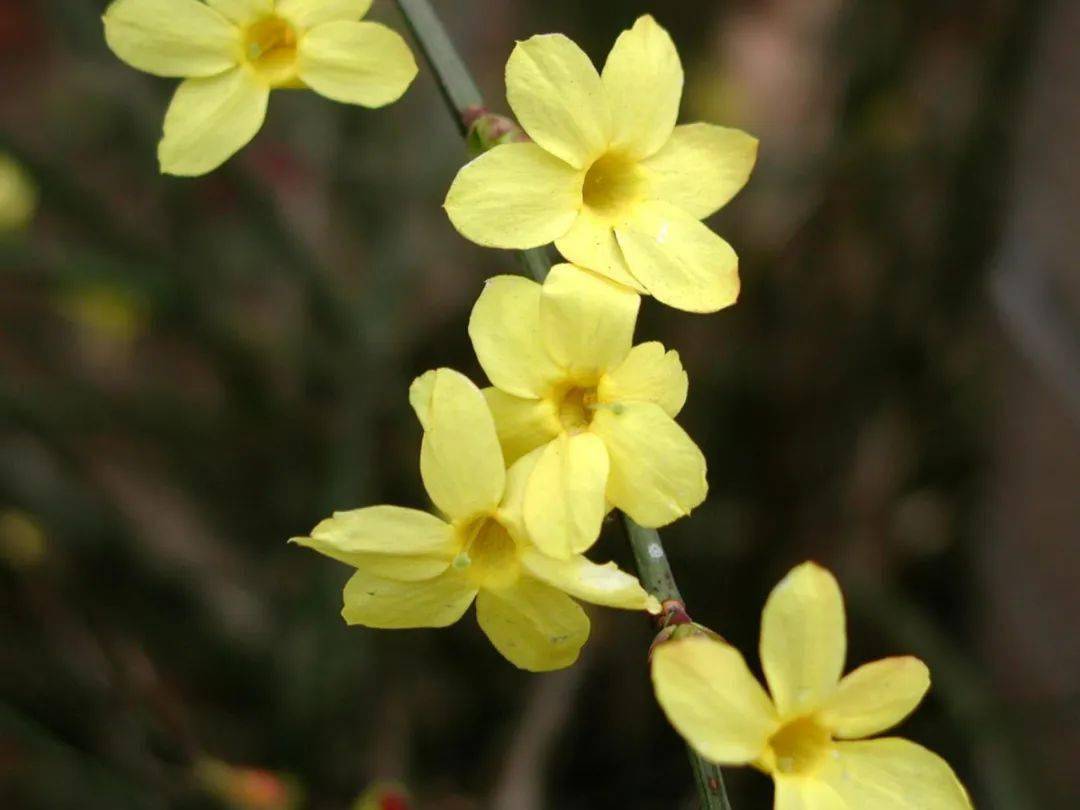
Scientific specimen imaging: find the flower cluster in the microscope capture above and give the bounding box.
[103,6,973,806]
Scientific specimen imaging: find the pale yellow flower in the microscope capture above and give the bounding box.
[293,368,658,672]
[0,153,37,233]
[469,263,705,559]
[651,562,973,809]
[445,15,758,313]
[103,0,418,175]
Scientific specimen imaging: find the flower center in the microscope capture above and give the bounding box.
[582,151,645,222]
[767,717,832,776]
[243,16,299,85]
[455,517,519,589]
[557,386,598,432]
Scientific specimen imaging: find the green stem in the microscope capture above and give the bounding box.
[394,2,731,806]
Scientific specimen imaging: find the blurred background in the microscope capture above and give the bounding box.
[2,0,1078,807]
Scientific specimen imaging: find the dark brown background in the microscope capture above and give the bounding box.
[2,0,1078,808]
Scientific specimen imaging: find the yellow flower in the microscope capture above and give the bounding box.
[651,562,973,809]
[102,0,418,176]
[445,15,758,313]
[292,367,659,672]
[0,153,37,233]
[469,263,705,559]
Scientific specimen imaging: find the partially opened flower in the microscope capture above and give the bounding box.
[470,263,706,559]
[103,0,418,175]
[445,15,757,313]
[292,367,658,672]
[651,562,973,809]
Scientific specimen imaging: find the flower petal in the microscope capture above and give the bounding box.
[475,578,590,671]
[774,777,846,810]
[158,68,269,176]
[506,34,611,169]
[598,341,688,417]
[540,263,640,382]
[294,505,456,557]
[298,21,417,107]
[651,637,779,764]
[601,15,683,160]
[521,548,658,612]
[819,657,931,739]
[103,0,239,78]
[590,402,707,527]
[468,275,562,398]
[206,0,272,26]
[342,567,476,629]
[760,562,846,719]
[277,0,371,28]
[412,369,506,522]
[642,123,759,219]
[483,388,561,466]
[445,143,583,249]
[522,432,609,559]
[616,200,739,313]
[496,446,544,543]
[821,738,973,809]
[555,208,645,291]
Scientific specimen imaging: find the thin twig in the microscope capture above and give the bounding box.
[393,2,731,806]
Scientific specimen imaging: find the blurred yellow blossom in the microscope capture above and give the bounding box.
[0,153,37,233]
[0,510,48,570]
[353,783,410,810]
[445,15,757,313]
[293,367,658,672]
[56,285,148,344]
[651,562,973,809]
[194,757,302,810]
[469,264,704,558]
[102,0,418,175]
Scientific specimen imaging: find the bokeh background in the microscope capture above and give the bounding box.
[2,0,1078,808]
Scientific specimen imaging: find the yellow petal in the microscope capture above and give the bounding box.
[540,263,640,382]
[520,548,658,612]
[414,369,505,522]
[294,505,455,557]
[643,123,759,219]
[615,200,739,313]
[483,387,560,466]
[590,402,707,527]
[277,0,371,28]
[475,578,589,671]
[598,341,688,417]
[522,432,609,559]
[760,562,846,719]
[555,208,645,291]
[495,446,544,543]
[445,143,583,249]
[601,15,683,160]
[819,657,930,739]
[774,778,845,810]
[206,0,272,26]
[408,368,437,430]
[821,738,974,809]
[342,567,476,629]
[651,637,779,764]
[103,0,239,78]
[468,275,562,398]
[505,34,611,169]
[158,68,269,176]
[298,21,417,107]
